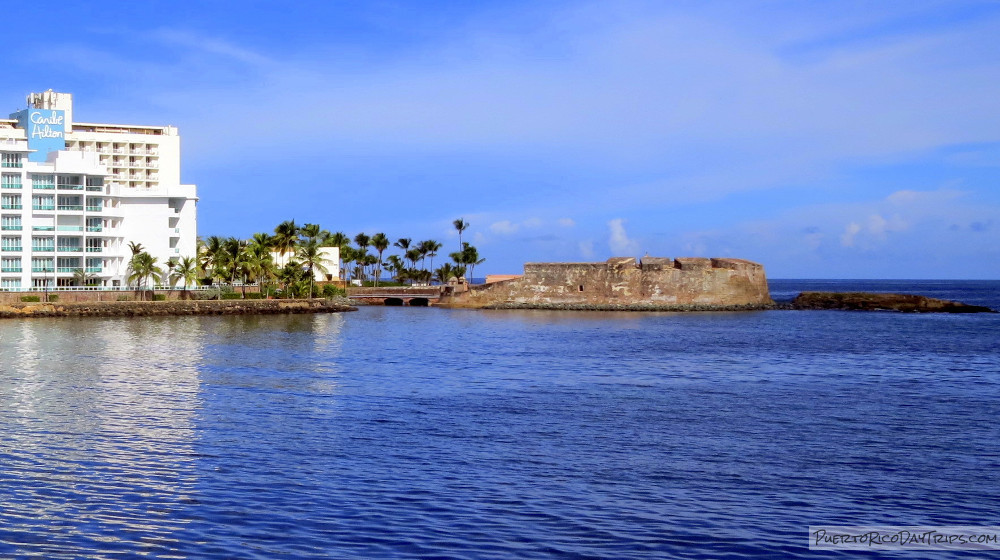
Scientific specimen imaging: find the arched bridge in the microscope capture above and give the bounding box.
[347,286,443,306]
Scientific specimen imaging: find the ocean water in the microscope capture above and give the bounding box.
[1,280,998,559]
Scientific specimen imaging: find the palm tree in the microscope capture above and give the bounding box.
[394,238,411,253]
[340,245,357,284]
[451,242,484,282]
[72,267,97,287]
[273,220,298,267]
[424,240,442,273]
[127,241,145,257]
[453,218,469,250]
[353,232,370,253]
[199,235,224,281]
[127,252,163,300]
[434,263,457,284]
[171,256,199,298]
[296,238,330,298]
[369,232,390,287]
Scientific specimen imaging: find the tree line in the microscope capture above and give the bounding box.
[124,218,484,298]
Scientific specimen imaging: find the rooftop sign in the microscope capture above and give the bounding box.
[11,108,66,162]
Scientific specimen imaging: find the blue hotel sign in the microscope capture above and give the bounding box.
[12,108,66,162]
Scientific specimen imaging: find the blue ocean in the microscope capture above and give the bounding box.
[1,280,998,559]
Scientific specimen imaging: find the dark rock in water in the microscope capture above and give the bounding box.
[792,292,996,313]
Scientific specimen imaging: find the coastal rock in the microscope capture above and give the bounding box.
[792,292,995,313]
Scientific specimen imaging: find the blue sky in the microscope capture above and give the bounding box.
[4,0,1000,278]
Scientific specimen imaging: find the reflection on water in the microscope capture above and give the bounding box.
[0,317,205,558]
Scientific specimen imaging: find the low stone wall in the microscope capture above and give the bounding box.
[0,287,261,305]
[0,298,356,319]
[439,257,772,310]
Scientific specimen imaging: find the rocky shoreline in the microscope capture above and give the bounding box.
[477,292,995,313]
[0,298,357,319]
[790,292,995,313]
[482,302,776,312]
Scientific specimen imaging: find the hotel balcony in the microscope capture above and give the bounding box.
[1,225,22,231]
[1,246,22,252]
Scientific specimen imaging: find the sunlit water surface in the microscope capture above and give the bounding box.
[1,280,999,559]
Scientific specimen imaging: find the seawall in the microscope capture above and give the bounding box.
[0,298,356,319]
[440,257,772,310]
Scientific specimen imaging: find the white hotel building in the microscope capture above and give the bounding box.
[0,90,197,290]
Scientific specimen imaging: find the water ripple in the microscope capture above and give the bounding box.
[1,286,999,558]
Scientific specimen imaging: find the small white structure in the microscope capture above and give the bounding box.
[270,247,340,282]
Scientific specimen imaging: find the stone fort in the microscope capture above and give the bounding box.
[441,257,772,309]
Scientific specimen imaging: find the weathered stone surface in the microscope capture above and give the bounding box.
[439,256,772,310]
[792,292,996,313]
[0,298,356,319]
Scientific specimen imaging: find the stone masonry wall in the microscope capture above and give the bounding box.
[442,257,772,309]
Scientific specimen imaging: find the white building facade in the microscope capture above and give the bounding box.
[0,90,197,290]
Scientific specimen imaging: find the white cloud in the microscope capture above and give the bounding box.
[490,220,519,234]
[558,218,575,227]
[840,222,862,247]
[608,218,640,256]
[578,240,595,259]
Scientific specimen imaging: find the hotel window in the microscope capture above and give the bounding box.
[1,194,21,209]
[32,277,53,288]
[86,257,102,272]
[32,236,55,251]
[57,175,83,189]
[1,256,21,272]
[32,174,55,189]
[56,237,82,252]
[86,176,103,191]
[1,153,22,168]
[1,278,21,289]
[32,195,55,210]
[1,215,21,230]
[1,173,21,189]
[1,236,22,251]
[31,257,53,272]
[86,239,103,252]
[57,257,81,271]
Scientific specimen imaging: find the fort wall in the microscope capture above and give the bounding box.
[440,257,772,310]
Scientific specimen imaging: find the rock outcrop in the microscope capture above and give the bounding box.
[792,292,995,313]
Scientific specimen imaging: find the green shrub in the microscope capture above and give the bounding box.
[322,284,346,298]
[47,295,58,302]
[21,295,40,302]
[244,292,264,299]
[117,295,131,301]
[153,294,167,301]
